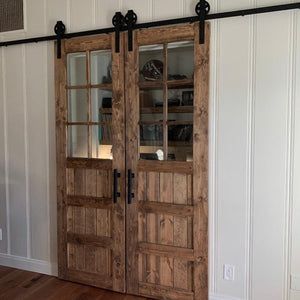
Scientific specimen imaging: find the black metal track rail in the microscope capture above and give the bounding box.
[0,2,299,48]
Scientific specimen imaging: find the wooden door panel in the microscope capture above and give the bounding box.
[136,167,194,294]
[126,23,209,300]
[64,163,114,285]
[56,33,126,292]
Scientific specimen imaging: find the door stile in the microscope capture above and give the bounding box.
[193,22,210,300]
[125,30,140,295]
[55,40,68,279]
[111,32,126,292]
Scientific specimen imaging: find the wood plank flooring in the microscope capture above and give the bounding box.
[0,266,149,300]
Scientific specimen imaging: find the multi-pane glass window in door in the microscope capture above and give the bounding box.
[67,50,113,159]
[139,41,194,161]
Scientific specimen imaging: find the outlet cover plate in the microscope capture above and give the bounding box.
[291,275,300,291]
[223,264,235,281]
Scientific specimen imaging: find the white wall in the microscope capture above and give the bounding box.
[0,1,299,300]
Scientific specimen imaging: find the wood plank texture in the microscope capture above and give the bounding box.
[125,29,140,295]
[138,242,194,261]
[192,22,210,300]
[65,34,111,53]
[138,201,194,217]
[55,40,68,279]
[138,160,193,174]
[111,31,126,292]
[66,158,112,169]
[66,195,112,209]
[137,24,195,45]
[67,232,113,248]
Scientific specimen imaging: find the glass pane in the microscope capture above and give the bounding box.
[91,50,112,85]
[68,89,88,122]
[167,41,194,81]
[67,53,87,86]
[167,88,193,121]
[91,89,113,122]
[139,44,164,82]
[140,89,164,123]
[168,125,193,161]
[140,124,163,160]
[67,126,88,158]
[91,125,113,159]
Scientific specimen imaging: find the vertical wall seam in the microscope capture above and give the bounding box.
[93,0,96,27]
[22,44,31,259]
[245,0,256,299]
[2,47,10,255]
[44,42,51,261]
[210,0,220,294]
[66,0,71,31]
[43,0,51,263]
[181,0,185,17]
[150,0,155,20]
[23,0,28,33]
[284,8,297,300]
[149,0,153,21]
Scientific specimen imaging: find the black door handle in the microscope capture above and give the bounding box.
[127,169,135,204]
[113,169,121,203]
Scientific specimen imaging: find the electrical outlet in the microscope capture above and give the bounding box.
[291,275,300,291]
[223,264,235,281]
[0,229,2,241]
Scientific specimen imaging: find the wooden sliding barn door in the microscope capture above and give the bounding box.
[55,33,126,292]
[126,23,210,300]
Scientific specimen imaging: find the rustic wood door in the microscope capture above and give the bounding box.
[125,23,210,300]
[55,33,126,292]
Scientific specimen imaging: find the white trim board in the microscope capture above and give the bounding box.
[0,253,57,276]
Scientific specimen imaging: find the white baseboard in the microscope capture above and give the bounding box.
[0,253,57,276]
[210,294,242,300]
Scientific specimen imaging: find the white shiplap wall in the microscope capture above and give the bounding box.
[0,1,299,299]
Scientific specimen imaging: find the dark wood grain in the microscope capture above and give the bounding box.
[55,39,68,279]
[193,22,210,300]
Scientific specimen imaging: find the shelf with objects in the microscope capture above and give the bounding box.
[138,41,194,161]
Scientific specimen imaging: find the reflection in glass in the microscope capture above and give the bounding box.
[139,44,164,82]
[91,50,112,85]
[167,41,194,80]
[139,124,163,160]
[91,89,113,122]
[168,125,193,161]
[91,125,112,159]
[167,88,193,122]
[67,126,88,158]
[68,89,88,122]
[67,53,87,86]
[140,89,164,124]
